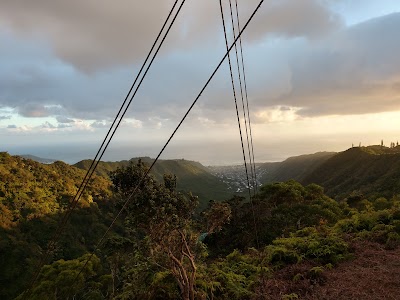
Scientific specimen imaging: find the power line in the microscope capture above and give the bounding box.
[234,0,258,194]
[24,1,185,297]
[219,0,260,247]
[218,0,251,198]
[227,0,257,195]
[69,0,265,290]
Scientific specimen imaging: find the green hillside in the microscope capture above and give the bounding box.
[0,152,113,299]
[1,151,400,299]
[74,157,232,210]
[260,146,400,200]
[303,146,400,199]
[260,152,336,183]
[19,154,56,164]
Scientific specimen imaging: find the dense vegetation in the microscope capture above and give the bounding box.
[74,157,231,210]
[262,145,400,200]
[260,152,336,183]
[1,151,400,299]
[303,146,400,199]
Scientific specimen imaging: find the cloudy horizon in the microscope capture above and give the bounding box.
[2,0,400,165]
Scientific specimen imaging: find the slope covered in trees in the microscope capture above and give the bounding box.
[74,157,231,210]
[261,146,400,200]
[303,146,400,199]
[0,152,113,299]
[260,152,336,183]
[1,151,400,299]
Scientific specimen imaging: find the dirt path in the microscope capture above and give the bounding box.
[257,240,400,299]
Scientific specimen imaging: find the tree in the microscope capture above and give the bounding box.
[110,161,204,300]
[207,181,343,254]
[18,254,109,300]
[203,201,231,235]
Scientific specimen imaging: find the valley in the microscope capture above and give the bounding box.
[2,145,400,299]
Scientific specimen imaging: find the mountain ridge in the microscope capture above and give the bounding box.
[260,145,400,199]
[74,157,232,209]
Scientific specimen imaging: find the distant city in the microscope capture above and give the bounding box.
[208,164,267,193]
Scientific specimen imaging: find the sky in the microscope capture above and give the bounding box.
[1,0,400,165]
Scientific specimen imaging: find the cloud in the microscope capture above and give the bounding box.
[244,0,344,40]
[1,1,400,129]
[246,13,400,118]
[253,106,301,123]
[0,115,11,120]
[0,0,170,72]
[0,0,224,72]
[18,103,50,117]
[0,0,343,73]
[123,118,143,128]
[7,124,17,128]
[57,123,72,129]
[91,120,111,128]
[56,116,75,123]
[41,121,56,129]
[147,117,168,129]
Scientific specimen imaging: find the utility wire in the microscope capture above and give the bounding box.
[227,0,257,195]
[218,0,251,199]
[71,0,264,288]
[234,0,258,194]
[219,0,260,248]
[24,1,184,297]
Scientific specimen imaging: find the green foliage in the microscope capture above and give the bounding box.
[110,160,203,300]
[112,251,180,300]
[0,153,114,299]
[4,150,400,300]
[266,246,300,266]
[207,181,343,255]
[76,157,232,210]
[301,147,400,200]
[260,152,336,183]
[0,153,111,225]
[373,197,392,210]
[386,232,400,249]
[202,200,231,234]
[266,227,349,266]
[197,249,268,300]
[281,293,299,300]
[23,254,109,300]
[335,205,400,248]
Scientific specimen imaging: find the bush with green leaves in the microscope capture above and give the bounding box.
[17,254,110,300]
[197,249,268,300]
[265,227,349,266]
[207,181,344,255]
[335,207,400,248]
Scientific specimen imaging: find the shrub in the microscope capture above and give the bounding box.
[265,227,348,266]
[198,249,268,300]
[385,232,400,250]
